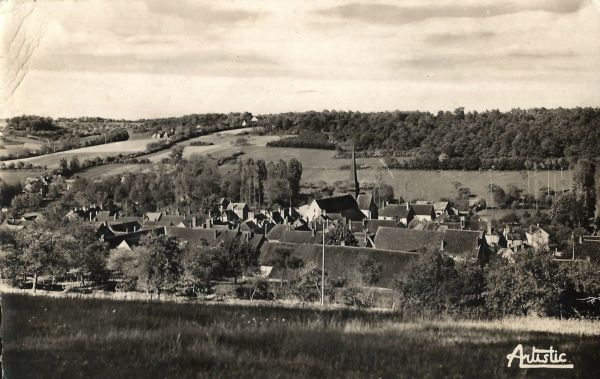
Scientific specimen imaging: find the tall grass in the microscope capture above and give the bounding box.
[2,293,599,378]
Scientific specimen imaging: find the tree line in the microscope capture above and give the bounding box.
[255,107,600,170]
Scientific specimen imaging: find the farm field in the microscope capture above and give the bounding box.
[2,293,599,378]
[78,139,574,203]
[1,137,156,168]
[0,170,42,185]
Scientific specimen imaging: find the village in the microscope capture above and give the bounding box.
[2,147,599,301]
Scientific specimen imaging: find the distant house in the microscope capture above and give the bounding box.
[373,227,489,261]
[502,226,527,250]
[373,227,444,253]
[356,193,378,219]
[103,227,165,250]
[571,235,600,262]
[259,242,418,288]
[306,195,365,222]
[433,201,453,217]
[227,202,249,221]
[378,203,414,225]
[412,204,436,221]
[525,225,550,251]
[218,198,230,212]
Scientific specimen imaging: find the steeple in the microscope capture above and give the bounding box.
[350,145,360,198]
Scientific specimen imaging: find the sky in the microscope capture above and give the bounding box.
[1,0,599,119]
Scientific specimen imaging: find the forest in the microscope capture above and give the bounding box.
[257,107,600,169]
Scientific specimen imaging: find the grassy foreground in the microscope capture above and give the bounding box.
[2,293,600,378]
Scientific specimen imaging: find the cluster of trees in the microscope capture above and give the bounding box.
[239,158,303,206]
[0,222,109,291]
[134,112,254,133]
[0,161,47,171]
[0,224,260,296]
[40,155,302,221]
[386,156,570,171]
[267,132,335,150]
[395,250,600,318]
[257,108,600,170]
[1,124,129,161]
[6,115,59,134]
[108,234,260,296]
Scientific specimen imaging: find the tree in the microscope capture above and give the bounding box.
[288,158,303,204]
[222,239,259,284]
[180,244,222,296]
[12,227,67,291]
[69,156,81,172]
[264,247,303,290]
[59,157,70,175]
[550,193,587,228]
[292,262,328,302]
[484,249,571,317]
[357,256,383,286]
[169,145,184,164]
[325,223,359,247]
[394,252,462,313]
[132,234,184,297]
[61,222,109,285]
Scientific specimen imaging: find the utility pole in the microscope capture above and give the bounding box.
[321,221,325,306]
[547,166,550,197]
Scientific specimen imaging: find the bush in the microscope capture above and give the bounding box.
[235,279,273,300]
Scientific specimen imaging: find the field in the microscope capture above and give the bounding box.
[2,293,599,378]
[0,170,40,185]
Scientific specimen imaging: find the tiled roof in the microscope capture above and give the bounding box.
[259,242,418,288]
[374,227,444,252]
[167,227,238,248]
[356,194,373,210]
[412,204,435,216]
[443,229,484,258]
[379,204,412,218]
[104,227,165,249]
[315,195,359,213]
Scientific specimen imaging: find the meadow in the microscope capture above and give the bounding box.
[2,293,600,378]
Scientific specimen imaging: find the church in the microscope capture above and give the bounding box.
[304,147,378,221]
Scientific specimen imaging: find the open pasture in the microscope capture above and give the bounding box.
[2,293,599,378]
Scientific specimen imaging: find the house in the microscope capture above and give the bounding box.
[227,202,249,221]
[167,227,239,248]
[412,204,436,221]
[218,198,230,212]
[433,201,453,217]
[373,227,489,262]
[378,203,414,225]
[502,226,527,250]
[373,227,445,253]
[103,227,165,250]
[571,235,600,262]
[306,195,365,222]
[356,193,378,219]
[443,229,490,262]
[526,225,550,251]
[259,242,418,288]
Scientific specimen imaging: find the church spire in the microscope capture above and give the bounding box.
[351,145,360,198]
